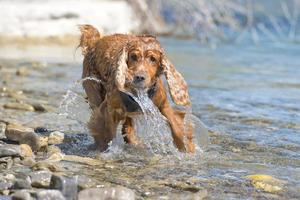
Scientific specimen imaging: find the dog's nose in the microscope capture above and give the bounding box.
[134,75,145,83]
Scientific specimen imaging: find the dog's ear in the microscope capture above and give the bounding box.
[115,47,128,91]
[161,56,191,106]
[78,24,101,55]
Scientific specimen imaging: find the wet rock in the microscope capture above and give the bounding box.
[0,144,20,157]
[3,103,35,112]
[78,187,135,200]
[62,155,102,166]
[12,179,32,190]
[29,170,52,188]
[19,132,48,151]
[0,180,13,191]
[77,175,96,191]
[12,190,32,200]
[36,190,65,200]
[0,157,13,169]
[246,174,286,193]
[48,131,64,145]
[45,152,64,162]
[0,122,6,139]
[50,175,78,200]
[33,161,63,172]
[20,144,34,158]
[5,124,34,142]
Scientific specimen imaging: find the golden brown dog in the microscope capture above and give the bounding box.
[78,24,195,153]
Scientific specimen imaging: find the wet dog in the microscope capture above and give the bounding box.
[78,24,195,153]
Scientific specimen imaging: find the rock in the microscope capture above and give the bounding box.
[0,144,20,157]
[19,132,48,151]
[0,122,6,139]
[21,157,36,167]
[246,174,286,193]
[0,195,11,200]
[62,155,102,166]
[29,170,52,188]
[20,144,34,158]
[48,131,64,145]
[12,190,32,200]
[5,124,34,142]
[47,145,61,155]
[77,175,96,191]
[16,67,30,76]
[0,181,13,191]
[78,187,135,200]
[33,161,63,172]
[12,179,32,190]
[3,103,35,112]
[34,127,49,134]
[0,157,13,169]
[50,175,77,200]
[36,190,65,200]
[45,152,64,162]
[30,103,55,112]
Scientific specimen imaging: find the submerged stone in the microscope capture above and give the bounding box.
[246,174,286,193]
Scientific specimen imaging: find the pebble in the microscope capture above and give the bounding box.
[0,144,20,158]
[78,187,135,200]
[21,157,36,167]
[5,124,34,142]
[0,122,6,139]
[19,144,34,158]
[12,190,32,200]
[47,145,61,155]
[12,179,32,190]
[36,190,65,200]
[77,175,96,191]
[29,170,52,188]
[0,180,13,191]
[48,131,64,145]
[50,175,78,200]
[19,132,48,151]
[3,103,35,112]
[33,161,63,172]
[246,174,286,193]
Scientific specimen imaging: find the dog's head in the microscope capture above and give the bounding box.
[79,25,190,106]
[115,35,191,106]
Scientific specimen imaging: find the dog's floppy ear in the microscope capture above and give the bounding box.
[161,56,191,106]
[115,47,128,91]
[78,24,101,55]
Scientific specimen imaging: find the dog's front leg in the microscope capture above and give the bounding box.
[88,100,119,151]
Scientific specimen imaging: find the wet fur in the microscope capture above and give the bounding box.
[79,24,195,153]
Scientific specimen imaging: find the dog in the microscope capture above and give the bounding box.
[78,24,195,153]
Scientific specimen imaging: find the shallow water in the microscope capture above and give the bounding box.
[0,37,299,199]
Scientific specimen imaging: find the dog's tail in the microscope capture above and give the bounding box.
[78,24,101,56]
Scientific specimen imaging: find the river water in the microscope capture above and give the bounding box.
[0,36,299,199]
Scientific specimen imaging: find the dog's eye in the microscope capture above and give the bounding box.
[149,56,156,63]
[130,54,138,61]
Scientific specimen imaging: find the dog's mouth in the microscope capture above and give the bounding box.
[119,91,142,113]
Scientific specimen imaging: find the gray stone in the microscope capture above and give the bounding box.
[0,144,20,158]
[36,190,65,200]
[12,179,32,190]
[0,181,13,191]
[5,124,34,142]
[29,170,52,188]
[12,190,32,200]
[0,195,12,200]
[0,123,6,139]
[48,131,64,145]
[78,187,135,200]
[49,175,77,200]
